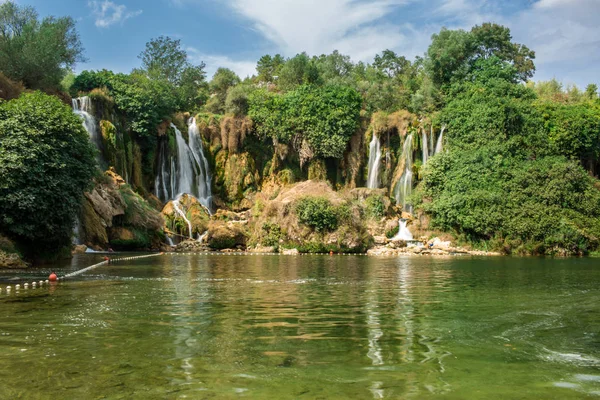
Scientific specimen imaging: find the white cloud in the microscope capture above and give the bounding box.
[88,1,143,28]
[509,0,600,86]
[173,0,599,87]
[187,47,257,79]
[223,0,411,62]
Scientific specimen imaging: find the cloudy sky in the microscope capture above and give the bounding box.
[20,0,600,88]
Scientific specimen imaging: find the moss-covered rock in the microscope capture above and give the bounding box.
[307,159,327,181]
[248,181,373,253]
[162,194,210,239]
[81,170,165,250]
[206,217,249,250]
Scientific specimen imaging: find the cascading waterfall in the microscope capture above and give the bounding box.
[435,125,446,154]
[394,134,413,213]
[155,118,213,211]
[366,134,382,189]
[72,97,103,162]
[172,197,193,239]
[429,125,435,157]
[422,129,429,165]
[392,219,414,241]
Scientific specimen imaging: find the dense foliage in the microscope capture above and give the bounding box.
[0,92,96,254]
[0,1,84,91]
[249,84,362,159]
[296,197,338,232]
[416,59,600,255]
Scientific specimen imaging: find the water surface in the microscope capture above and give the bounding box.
[0,254,598,399]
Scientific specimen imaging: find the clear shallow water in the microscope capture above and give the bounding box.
[0,254,599,399]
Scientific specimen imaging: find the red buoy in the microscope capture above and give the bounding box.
[48,272,57,282]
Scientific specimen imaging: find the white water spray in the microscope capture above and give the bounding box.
[392,219,414,241]
[172,197,193,239]
[435,125,446,155]
[422,129,429,165]
[366,134,382,189]
[394,134,413,213]
[72,97,103,161]
[155,118,213,211]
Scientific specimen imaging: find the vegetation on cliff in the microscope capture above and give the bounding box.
[1,0,599,257]
[0,92,96,256]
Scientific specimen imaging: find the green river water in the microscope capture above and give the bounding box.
[0,254,599,399]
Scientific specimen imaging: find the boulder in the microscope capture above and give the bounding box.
[162,194,210,239]
[0,250,26,269]
[206,219,248,250]
[72,245,88,255]
[282,248,299,255]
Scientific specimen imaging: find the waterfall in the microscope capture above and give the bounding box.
[392,219,414,241]
[155,118,213,211]
[366,134,382,189]
[435,125,445,154]
[172,197,193,239]
[394,134,413,213]
[72,97,103,162]
[422,129,429,165]
[197,230,208,243]
[429,125,435,157]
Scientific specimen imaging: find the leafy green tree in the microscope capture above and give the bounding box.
[256,54,284,82]
[277,53,321,91]
[0,1,85,91]
[0,92,96,254]
[314,50,353,84]
[225,84,255,116]
[585,84,598,100]
[139,36,189,84]
[138,36,208,109]
[373,50,411,79]
[206,67,240,114]
[249,84,362,159]
[70,69,116,96]
[426,23,535,89]
[416,60,600,255]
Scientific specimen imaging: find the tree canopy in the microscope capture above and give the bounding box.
[0,1,84,91]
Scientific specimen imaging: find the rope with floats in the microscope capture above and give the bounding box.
[0,252,164,296]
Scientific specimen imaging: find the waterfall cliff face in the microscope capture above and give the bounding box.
[72,96,103,164]
[155,118,213,211]
[422,129,429,165]
[394,134,413,213]
[435,125,445,154]
[366,134,382,189]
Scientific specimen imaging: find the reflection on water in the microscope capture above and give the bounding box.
[0,254,599,399]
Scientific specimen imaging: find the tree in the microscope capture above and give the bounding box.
[138,36,208,109]
[426,23,535,89]
[585,84,598,100]
[0,1,85,91]
[0,92,96,254]
[206,68,240,114]
[139,36,188,84]
[256,54,284,82]
[373,50,411,79]
[277,53,321,90]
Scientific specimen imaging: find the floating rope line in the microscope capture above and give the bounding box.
[1,252,164,295]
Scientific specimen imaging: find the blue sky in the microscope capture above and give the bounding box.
[18,0,600,88]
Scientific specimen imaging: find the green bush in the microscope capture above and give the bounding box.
[295,196,338,232]
[365,195,385,219]
[261,222,281,247]
[0,92,96,254]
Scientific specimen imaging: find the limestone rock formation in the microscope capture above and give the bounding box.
[80,169,164,250]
